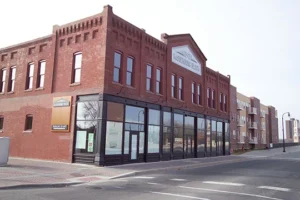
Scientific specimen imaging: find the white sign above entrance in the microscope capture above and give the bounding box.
[172,45,202,75]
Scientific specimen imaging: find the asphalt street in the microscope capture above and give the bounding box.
[1,152,300,200]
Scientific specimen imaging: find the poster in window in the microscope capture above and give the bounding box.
[51,96,72,132]
[76,131,87,149]
[87,133,94,152]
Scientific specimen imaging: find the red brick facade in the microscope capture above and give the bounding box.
[0,5,231,162]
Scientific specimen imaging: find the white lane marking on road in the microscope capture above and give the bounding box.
[133,176,155,179]
[109,171,136,179]
[179,186,283,200]
[258,186,291,192]
[151,191,210,200]
[203,181,245,186]
[147,182,161,185]
[170,178,187,181]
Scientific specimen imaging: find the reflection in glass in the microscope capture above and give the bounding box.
[77,101,99,120]
[124,131,129,154]
[211,120,217,153]
[107,102,124,122]
[163,112,171,126]
[131,134,138,159]
[125,106,145,124]
[174,114,184,153]
[125,123,144,131]
[148,125,160,153]
[149,109,160,125]
[105,121,123,155]
[185,116,194,129]
[163,126,171,153]
[217,122,223,155]
[139,132,145,154]
[75,121,97,154]
[206,119,211,155]
[225,123,230,153]
[197,118,205,154]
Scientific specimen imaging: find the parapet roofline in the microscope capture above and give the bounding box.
[0,35,52,53]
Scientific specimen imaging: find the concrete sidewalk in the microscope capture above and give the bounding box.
[0,155,248,189]
[239,145,300,158]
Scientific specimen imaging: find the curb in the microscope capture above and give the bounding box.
[0,182,83,190]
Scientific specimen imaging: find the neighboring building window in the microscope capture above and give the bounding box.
[212,90,216,109]
[25,115,33,131]
[220,93,223,111]
[0,116,3,130]
[197,84,202,105]
[146,64,152,91]
[0,68,6,93]
[37,61,46,88]
[113,52,121,83]
[8,66,16,92]
[224,95,227,112]
[156,68,161,94]
[192,82,196,103]
[26,63,34,90]
[171,74,176,98]
[178,77,183,100]
[126,57,133,86]
[72,52,82,83]
[207,88,211,107]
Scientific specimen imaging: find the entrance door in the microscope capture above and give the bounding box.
[129,132,139,162]
[185,134,194,158]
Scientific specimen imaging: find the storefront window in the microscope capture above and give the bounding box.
[149,109,160,125]
[148,125,160,153]
[77,101,99,120]
[124,131,129,154]
[140,132,145,153]
[206,119,211,155]
[174,114,183,153]
[184,116,194,155]
[197,118,205,155]
[211,120,217,154]
[125,106,145,124]
[75,121,97,154]
[225,123,230,153]
[107,102,124,122]
[217,122,223,155]
[105,121,123,155]
[163,112,171,154]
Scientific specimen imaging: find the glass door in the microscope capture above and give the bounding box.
[185,134,194,157]
[129,131,139,161]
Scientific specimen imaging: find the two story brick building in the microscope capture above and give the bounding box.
[0,5,231,166]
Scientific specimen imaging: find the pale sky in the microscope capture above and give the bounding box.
[1,0,299,138]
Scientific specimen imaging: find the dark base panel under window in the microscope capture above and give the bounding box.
[172,153,184,160]
[146,153,160,162]
[211,152,217,157]
[73,154,95,164]
[185,154,195,159]
[161,154,171,161]
[197,152,205,158]
[104,155,123,166]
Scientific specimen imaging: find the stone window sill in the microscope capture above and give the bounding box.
[24,89,33,92]
[35,87,45,91]
[70,82,81,87]
[0,130,3,133]
[7,91,14,94]
[0,93,4,95]
[23,130,32,133]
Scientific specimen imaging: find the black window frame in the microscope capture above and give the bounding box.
[224,95,227,112]
[0,68,6,93]
[126,56,134,86]
[25,115,33,131]
[146,64,152,91]
[197,84,202,105]
[207,88,211,108]
[0,116,3,130]
[178,77,183,100]
[72,52,82,84]
[156,68,162,94]
[192,82,196,104]
[212,89,216,109]
[171,74,176,98]
[37,60,46,88]
[25,62,34,90]
[220,93,223,111]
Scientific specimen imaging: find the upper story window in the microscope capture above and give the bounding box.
[126,57,133,86]
[192,82,196,104]
[26,63,34,90]
[156,68,161,94]
[220,93,223,111]
[25,115,33,131]
[178,77,183,100]
[171,74,176,98]
[197,84,202,105]
[37,61,46,88]
[0,68,6,93]
[212,90,216,109]
[0,116,3,131]
[113,52,121,83]
[207,88,211,107]
[146,64,152,91]
[72,52,82,83]
[8,66,16,92]
[224,95,227,112]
